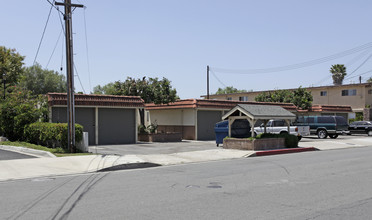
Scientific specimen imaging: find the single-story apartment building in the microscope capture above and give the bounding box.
[145,99,352,141]
[48,93,144,145]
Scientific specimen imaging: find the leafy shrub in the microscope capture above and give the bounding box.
[24,122,83,149]
[0,87,48,141]
[256,133,298,148]
[138,122,158,134]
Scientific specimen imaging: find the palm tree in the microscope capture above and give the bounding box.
[330,64,347,85]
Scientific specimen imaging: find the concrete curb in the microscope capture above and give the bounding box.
[0,145,56,158]
[249,147,319,157]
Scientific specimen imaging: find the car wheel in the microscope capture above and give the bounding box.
[317,129,328,139]
[329,134,338,139]
[368,130,372,136]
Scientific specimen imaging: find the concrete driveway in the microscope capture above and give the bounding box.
[89,140,218,155]
[299,134,372,150]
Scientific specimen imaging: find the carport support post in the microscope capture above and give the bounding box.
[263,119,269,133]
[249,119,256,137]
[285,119,290,134]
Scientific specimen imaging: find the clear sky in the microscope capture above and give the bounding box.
[3,0,372,99]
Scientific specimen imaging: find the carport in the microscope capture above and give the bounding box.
[222,104,296,137]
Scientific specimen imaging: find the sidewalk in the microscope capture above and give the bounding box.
[1,136,371,182]
[0,148,256,181]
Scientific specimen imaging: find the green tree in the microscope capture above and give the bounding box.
[255,87,313,110]
[291,87,313,110]
[99,76,179,104]
[92,82,116,95]
[215,86,247,94]
[95,77,179,125]
[0,46,25,96]
[367,77,372,83]
[0,86,48,141]
[19,63,66,95]
[330,64,347,86]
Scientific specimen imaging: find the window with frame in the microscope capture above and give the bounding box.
[368,89,372,95]
[320,91,327,96]
[239,96,248,101]
[341,89,357,96]
[227,97,232,100]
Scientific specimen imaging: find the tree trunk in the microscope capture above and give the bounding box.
[139,109,145,126]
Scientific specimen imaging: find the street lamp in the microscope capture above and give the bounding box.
[2,73,5,99]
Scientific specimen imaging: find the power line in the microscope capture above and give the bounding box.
[210,69,227,88]
[33,3,54,66]
[46,29,63,68]
[345,53,372,79]
[74,64,86,94]
[212,42,372,74]
[344,69,372,80]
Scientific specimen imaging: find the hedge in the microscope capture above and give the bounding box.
[24,122,83,149]
[256,133,299,148]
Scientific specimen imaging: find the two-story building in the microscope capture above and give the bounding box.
[202,83,372,119]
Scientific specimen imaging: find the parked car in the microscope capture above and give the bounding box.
[254,119,310,141]
[348,121,372,136]
[295,115,349,139]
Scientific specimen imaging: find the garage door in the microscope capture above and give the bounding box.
[197,110,222,140]
[52,107,96,145]
[98,108,135,145]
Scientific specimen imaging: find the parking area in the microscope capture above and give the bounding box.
[89,140,218,156]
[88,135,372,156]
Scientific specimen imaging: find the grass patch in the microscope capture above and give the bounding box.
[0,141,94,157]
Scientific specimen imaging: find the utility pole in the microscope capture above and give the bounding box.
[55,0,84,152]
[207,65,210,99]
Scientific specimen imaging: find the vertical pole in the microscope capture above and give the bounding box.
[207,65,210,99]
[64,0,75,152]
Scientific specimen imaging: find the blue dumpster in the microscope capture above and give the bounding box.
[214,120,251,147]
[215,121,229,147]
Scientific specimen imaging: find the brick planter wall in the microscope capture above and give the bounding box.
[223,138,285,151]
[138,133,182,142]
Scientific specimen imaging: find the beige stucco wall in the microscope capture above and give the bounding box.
[148,109,196,126]
[206,84,372,112]
[311,85,371,111]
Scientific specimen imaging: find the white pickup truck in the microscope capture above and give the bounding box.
[254,119,310,140]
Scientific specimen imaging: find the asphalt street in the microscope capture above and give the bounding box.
[1,146,372,219]
[0,149,35,160]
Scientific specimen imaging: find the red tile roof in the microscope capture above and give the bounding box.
[299,104,352,113]
[48,93,144,108]
[145,99,352,113]
[145,99,297,111]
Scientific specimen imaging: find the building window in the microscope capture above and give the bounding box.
[368,89,372,95]
[227,97,232,100]
[320,91,327,96]
[342,89,357,96]
[239,96,248,101]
